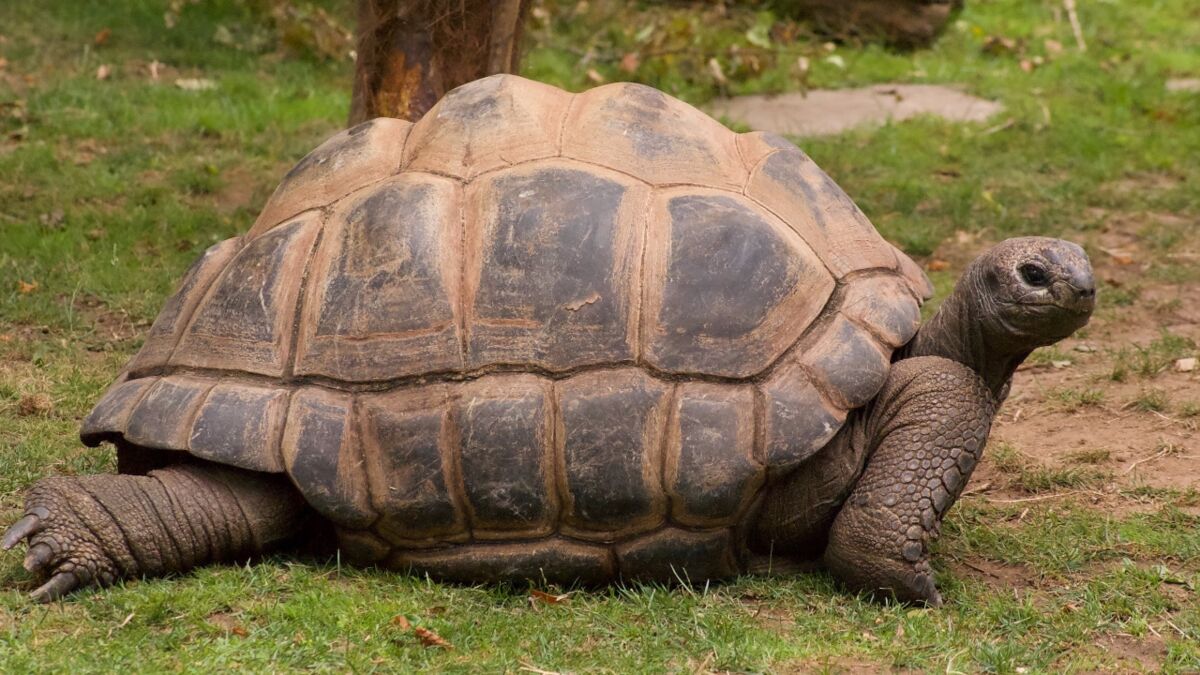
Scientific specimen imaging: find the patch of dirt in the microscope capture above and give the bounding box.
[708,84,1004,136]
[951,558,1037,591]
[212,164,266,216]
[779,657,915,674]
[1093,633,1167,672]
[71,294,145,348]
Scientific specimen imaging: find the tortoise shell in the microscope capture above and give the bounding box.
[81,75,931,583]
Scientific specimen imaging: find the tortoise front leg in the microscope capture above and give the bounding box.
[823,356,997,606]
[2,464,306,602]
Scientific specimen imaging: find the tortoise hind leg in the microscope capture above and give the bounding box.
[2,464,306,602]
[823,356,996,606]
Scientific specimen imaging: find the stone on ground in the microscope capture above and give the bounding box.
[708,84,1002,137]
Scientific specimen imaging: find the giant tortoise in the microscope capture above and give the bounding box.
[3,75,1094,605]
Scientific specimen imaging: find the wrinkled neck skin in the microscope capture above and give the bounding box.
[900,268,1028,400]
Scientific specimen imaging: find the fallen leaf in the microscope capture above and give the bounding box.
[824,54,845,69]
[175,77,216,91]
[0,57,7,70]
[619,52,640,73]
[1044,39,1063,55]
[707,57,727,85]
[95,64,111,80]
[391,615,411,630]
[529,589,571,606]
[207,612,249,637]
[39,209,65,229]
[927,259,950,272]
[585,68,604,84]
[1175,357,1197,373]
[1100,247,1135,265]
[17,279,38,294]
[1050,359,1072,369]
[85,228,107,240]
[148,60,162,80]
[0,334,13,342]
[93,28,111,46]
[413,626,452,649]
[18,393,54,417]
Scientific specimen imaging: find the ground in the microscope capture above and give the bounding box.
[0,0,1197,672]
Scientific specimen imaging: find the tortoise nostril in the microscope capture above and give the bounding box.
[1078,287,1095,299]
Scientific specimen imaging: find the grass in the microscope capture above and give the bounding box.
[1,0,1199,671]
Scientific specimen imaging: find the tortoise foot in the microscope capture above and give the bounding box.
[3,478,121,602]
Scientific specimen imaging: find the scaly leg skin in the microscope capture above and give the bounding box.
[2,463,306,602]
[823,356,997,606]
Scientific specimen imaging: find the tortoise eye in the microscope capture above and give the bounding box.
[1019,263,1050,287]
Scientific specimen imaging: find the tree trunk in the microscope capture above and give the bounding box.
[349,0,530,125]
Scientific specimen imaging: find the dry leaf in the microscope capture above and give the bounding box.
[0,57,8,70]
[175,77,216,91]
[619,52,640,73]
[927,259,950,272]
[148,60,162,80]
[413,627,452,649]
[18,393,53,417]
[0,334,13,342]
[1175,357,1197,373]
[94,28,111,46]
[17,279,38,294]
[1044,39,1064,55]
[39,209,65,229]
[391,615,412,630]
[585,68,604,84]
[95,64,111,80]
[707,57,727,84]
[529,589,571,606]
[1100,247,1135,265]
[1050,359,1072,369]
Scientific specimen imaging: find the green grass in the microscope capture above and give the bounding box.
[2,0,1199,671]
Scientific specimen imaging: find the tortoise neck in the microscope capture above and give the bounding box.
[901,272,1027,400]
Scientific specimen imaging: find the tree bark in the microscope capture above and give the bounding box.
[349,0,530,125]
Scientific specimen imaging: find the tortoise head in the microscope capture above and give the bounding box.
[965,237,1095,349]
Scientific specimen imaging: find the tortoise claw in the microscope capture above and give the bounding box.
[30,573,78,603]
[23,542,54,573]
[2,514,42,550]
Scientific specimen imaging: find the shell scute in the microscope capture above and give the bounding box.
[295,174,463,380]
[359,387,464,544]
[760,361,847,470]
[282,389,374,528]
[665,384,763,526]
[130,237,242,373]
[404,74,570,180]
[557,369,669,539]
[124,376,213,451]
[801,315,891,410]
[188,382,289,473]
[747,144,897,276]
[250,118,409,238]
[457,375,556,538]
[465,162,645,371]
[173,212,322,376]
[562,82,744,189]
[642,190,834,378]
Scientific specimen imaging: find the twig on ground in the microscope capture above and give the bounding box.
[987,490,1082,504]
[981,118,1016,135]
[1123,447,1171,475]
[1064,0,1087,52]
